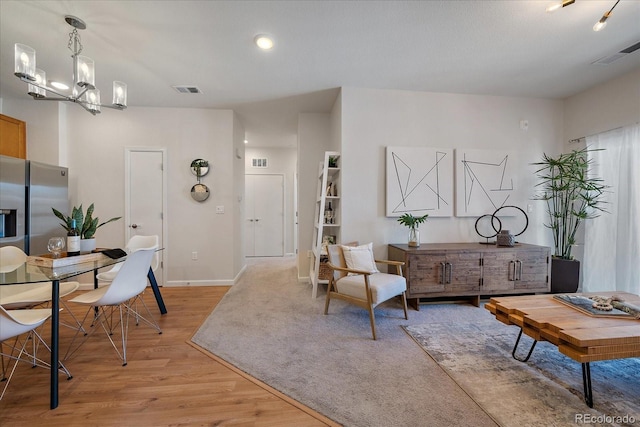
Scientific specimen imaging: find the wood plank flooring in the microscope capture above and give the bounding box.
[0,286,336,426]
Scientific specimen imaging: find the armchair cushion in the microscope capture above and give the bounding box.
[341,242,379,274]
[335,273,407,305]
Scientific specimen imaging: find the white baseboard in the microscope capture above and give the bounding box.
[165,280,233,287]
[165,264,248,287]
[78,264,250,289]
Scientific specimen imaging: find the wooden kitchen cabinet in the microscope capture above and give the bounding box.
[388,243,550,310]
[0,114,27,159]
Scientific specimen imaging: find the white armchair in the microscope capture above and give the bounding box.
[324,243,408,340]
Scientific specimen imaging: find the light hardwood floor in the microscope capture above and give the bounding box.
[0,286,336,426]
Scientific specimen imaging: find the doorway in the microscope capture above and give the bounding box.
[124,147,167,284]
[245,174,284,257]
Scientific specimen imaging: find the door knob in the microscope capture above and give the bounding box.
[131,224,138,229]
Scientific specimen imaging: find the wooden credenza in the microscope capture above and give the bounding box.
[388,243,551,310]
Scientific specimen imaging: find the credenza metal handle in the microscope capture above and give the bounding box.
[446,262,452,284]
[440,262,446,285]
[509,260,515,281]
[515,260,522,281]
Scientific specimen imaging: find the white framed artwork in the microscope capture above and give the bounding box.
[455,149,518,217]
[386,146,454,217]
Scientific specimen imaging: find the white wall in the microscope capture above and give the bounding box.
[1,100,245,285]
[563,68,640,145]
[233,112,246,279]
[0,99,65,165]
[65,106,243,285]
[297,113,332,280]
[338,87,564,259]
[244,146,297,255]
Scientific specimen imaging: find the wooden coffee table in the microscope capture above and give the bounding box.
[485,292,640,408]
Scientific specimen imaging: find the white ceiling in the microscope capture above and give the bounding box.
[1,1,639,148]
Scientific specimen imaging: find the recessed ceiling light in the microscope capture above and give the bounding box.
[244,139,248,144]
[50,81,69,90]
[254,34,274,50]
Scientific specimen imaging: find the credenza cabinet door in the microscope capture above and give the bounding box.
[407,253,446,295]
[512,247,550,291]
[446,250,482,293]
[482,250,519,292]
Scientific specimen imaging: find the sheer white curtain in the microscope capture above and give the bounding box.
[583,123,640,293]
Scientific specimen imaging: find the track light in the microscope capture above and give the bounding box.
[546,0,575,13]
[593,0,620,32]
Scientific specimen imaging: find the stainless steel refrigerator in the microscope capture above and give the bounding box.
[0,155,69,255]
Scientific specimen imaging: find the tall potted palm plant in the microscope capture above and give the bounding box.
[532,147,608,293]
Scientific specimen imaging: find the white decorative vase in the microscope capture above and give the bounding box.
[408,228,420,247]
[80,238,96,253]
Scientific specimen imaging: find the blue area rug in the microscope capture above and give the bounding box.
[404,314,640,427]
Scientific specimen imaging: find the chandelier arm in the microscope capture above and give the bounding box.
[101,104,127,111]
[19,77,72,100]
[74,86,89,100]
[74,100,98,116]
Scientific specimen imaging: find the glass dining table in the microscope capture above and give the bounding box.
[0,254,167,409]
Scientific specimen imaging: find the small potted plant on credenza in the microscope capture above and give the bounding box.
[532,147,608,293]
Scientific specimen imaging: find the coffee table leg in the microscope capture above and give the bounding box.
[582,363,593,408]
[511,328,537,362]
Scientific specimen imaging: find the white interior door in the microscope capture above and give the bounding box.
[245,174,284,257]
[125,148,167,284]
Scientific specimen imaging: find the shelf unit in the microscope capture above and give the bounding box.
[309,151,341,298]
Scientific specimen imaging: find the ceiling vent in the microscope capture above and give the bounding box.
[592,41,640,65]
[172,85,202,94]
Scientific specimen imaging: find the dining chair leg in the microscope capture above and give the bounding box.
[0,343,7,381]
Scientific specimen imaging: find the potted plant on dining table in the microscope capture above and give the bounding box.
[52,203,121,252]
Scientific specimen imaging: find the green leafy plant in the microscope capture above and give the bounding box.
[532,146,608,260]
[397,213,429,230]
[52,203,121,239]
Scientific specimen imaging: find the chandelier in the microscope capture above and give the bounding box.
[13,15,127,115]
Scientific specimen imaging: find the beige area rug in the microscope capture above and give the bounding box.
[405,319,640,427]
[192,256,497,427]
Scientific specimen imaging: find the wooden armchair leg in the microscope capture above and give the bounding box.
[324,279,333,315]
[367,305,377,340]
[401,292,408,320]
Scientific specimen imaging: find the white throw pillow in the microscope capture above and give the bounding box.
[341,243,379,274]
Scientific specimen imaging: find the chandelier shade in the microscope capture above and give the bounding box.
[13,15,127,116]
[28,69,46,98]
[14,44,35,80]
[113,81,127,107]
[76,55,96,89]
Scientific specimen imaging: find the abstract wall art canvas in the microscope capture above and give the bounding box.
[455,149,518,217]
[386,146,454,217]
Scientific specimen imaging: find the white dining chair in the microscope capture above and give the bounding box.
[95,235,159,284]
[0,305,72,400]
[66,248,162,365]
[0,246,84,332]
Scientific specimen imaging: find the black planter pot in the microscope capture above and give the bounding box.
[550,257,580,294]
